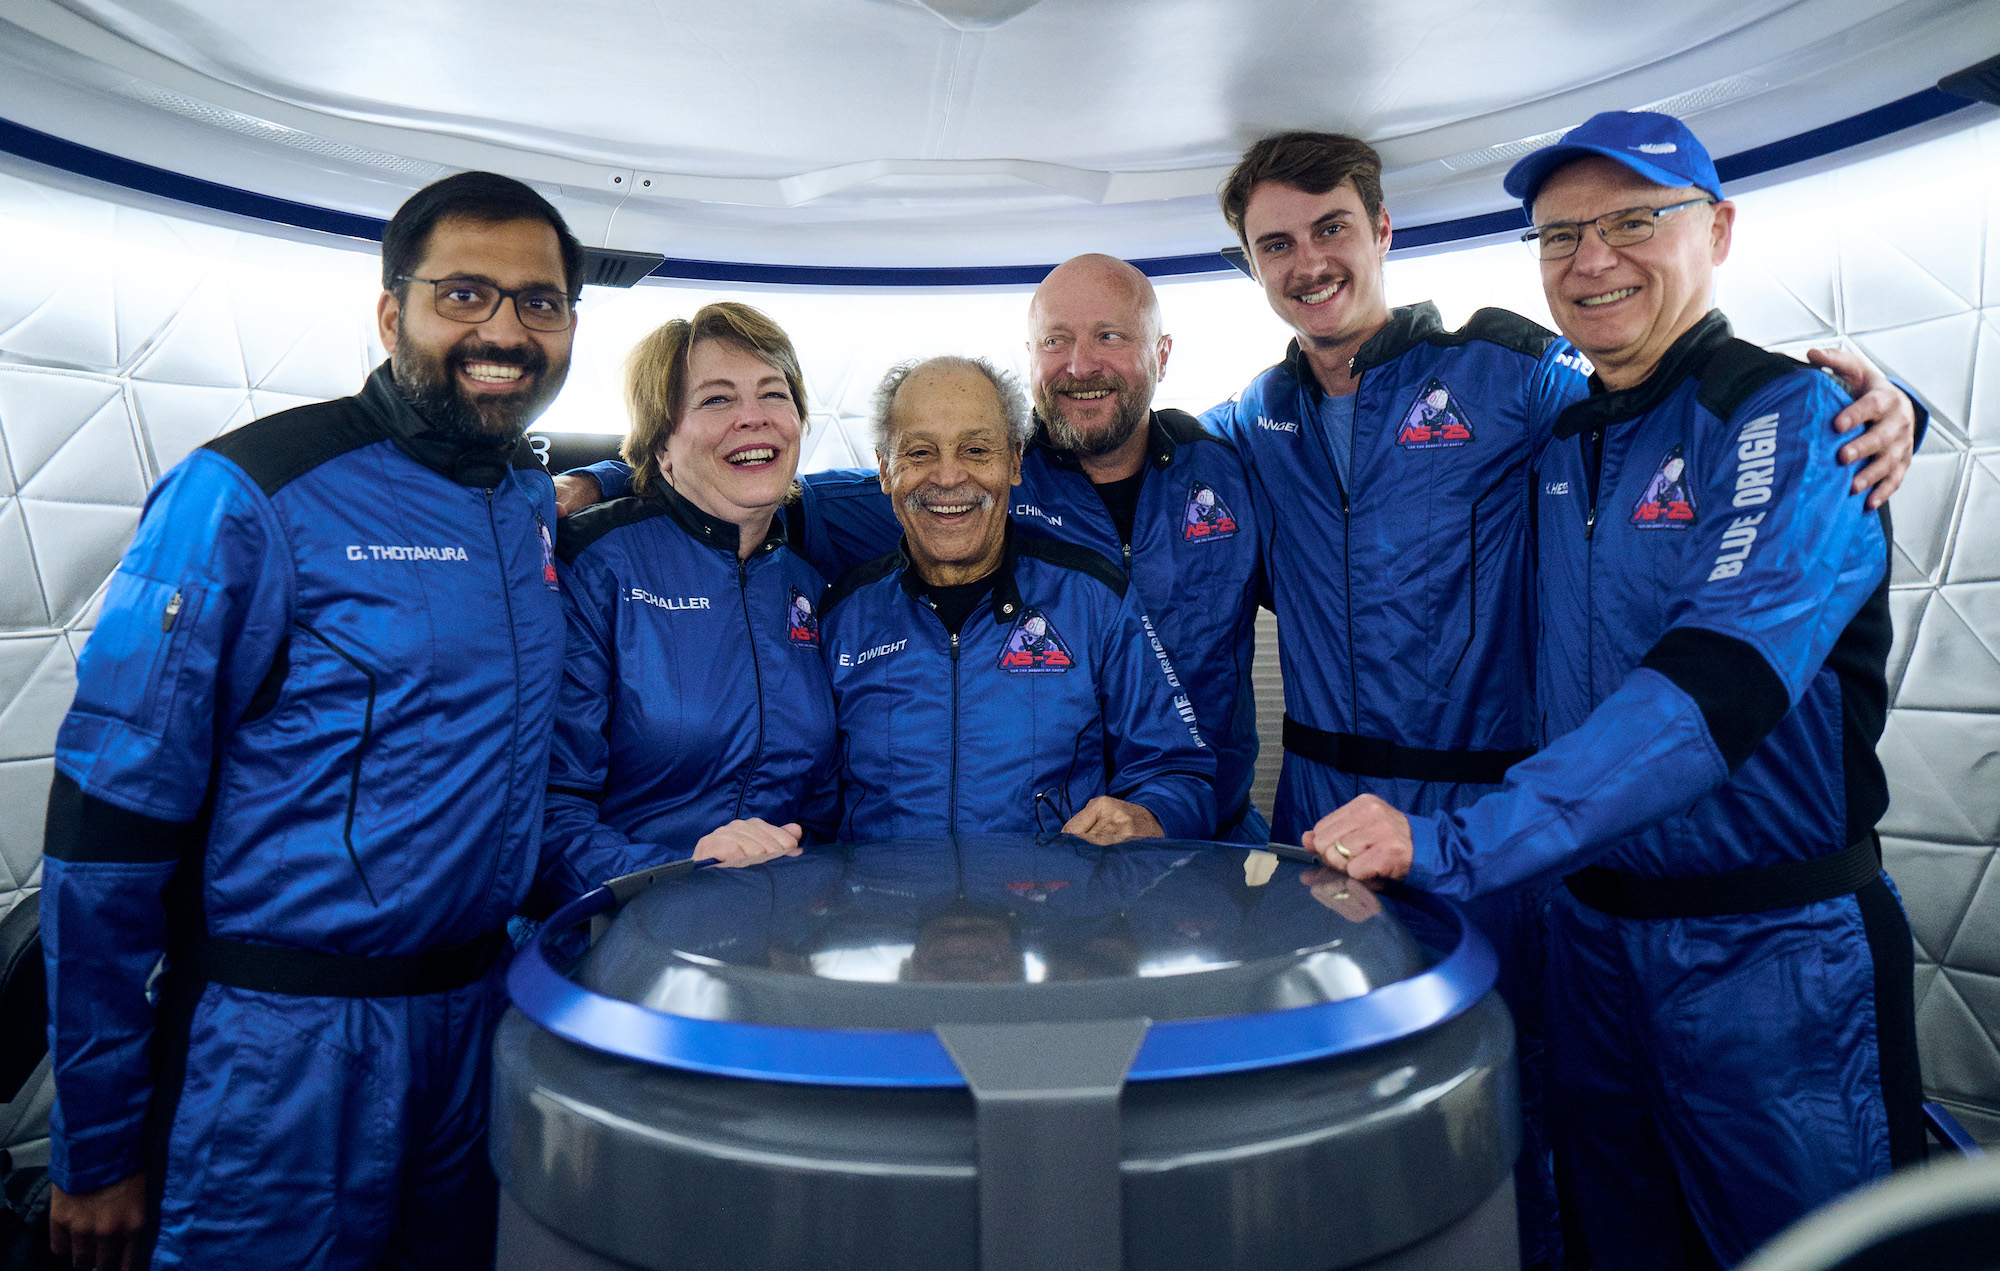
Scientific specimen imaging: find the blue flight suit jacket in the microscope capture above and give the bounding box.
[1406,311,1893,893]
[819,531,1216,840]
[538,483,838,904]
[41,363,565,1191]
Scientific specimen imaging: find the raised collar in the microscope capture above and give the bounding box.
[1280,302,1446,396]
[897,523,1026,626]
[652,479,789,559]
[1550,309,1735,440]
[355,361,538,489]
[1027,409,1202,474]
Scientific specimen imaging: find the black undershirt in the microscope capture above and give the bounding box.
[924,573,998,636]
[1092,469,1146,549]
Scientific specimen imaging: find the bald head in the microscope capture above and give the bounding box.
[1030,253,1161,341]
[1027,253,1171,465]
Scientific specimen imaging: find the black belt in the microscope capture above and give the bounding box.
[1281,715,1533,786]
[1565,835,1881,920]
[1216,799,1254,839]
[175,928,507,997]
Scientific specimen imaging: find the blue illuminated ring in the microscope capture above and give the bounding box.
[507,878,1498,1087]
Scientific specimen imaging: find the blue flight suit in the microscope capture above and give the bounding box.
[578,408,1266,841]
[1205,303,1587,1266]
[42,364,565,1269]
[1406,312,1923,1266]
[536,484,839,907]
[820,530,1217,841]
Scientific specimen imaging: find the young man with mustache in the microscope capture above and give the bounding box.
[41,171,577,1270]
[1203,130,1920,1269]
[1304,113,1925,1265]
[819,355,1215,843]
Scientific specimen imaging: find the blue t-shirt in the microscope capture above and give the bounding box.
[1318,388,1357,491]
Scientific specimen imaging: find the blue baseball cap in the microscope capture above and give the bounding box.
[1503,110,1723,214]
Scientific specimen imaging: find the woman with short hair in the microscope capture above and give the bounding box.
[536,302,837,904]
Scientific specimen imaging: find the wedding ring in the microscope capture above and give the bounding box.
[1333,840,1353,860]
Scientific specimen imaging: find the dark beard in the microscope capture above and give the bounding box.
[392,337,563,446]
[1036,378,1150,458]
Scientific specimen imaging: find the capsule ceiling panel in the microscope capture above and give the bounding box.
[0,0,1995,267]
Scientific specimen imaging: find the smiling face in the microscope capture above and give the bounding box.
[378,215,574,443]
[660,338,803,532]
[1242,179,1393,355]
[878,364,1022,586]
[1027,255,1169,460]
[1533,156,1734,390]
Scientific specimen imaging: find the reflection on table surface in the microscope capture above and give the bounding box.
[575,836,1442,1026]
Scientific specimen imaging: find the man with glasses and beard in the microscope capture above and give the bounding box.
[563,254,1268,842]
[40,172,576,1270]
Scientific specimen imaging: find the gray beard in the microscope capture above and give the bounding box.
[1041,393,1148,458]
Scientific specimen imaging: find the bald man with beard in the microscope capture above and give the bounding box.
[561,255,1269,843]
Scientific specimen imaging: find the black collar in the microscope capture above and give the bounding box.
[651,479,788,558]
[1028,409,1198,473]
[355,361,541,489]
[1549,310,1735,440]
[897,523,1026,626]
[1280,302,1446,396]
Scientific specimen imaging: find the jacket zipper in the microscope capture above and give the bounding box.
[484,487,524,903]
[1340,362,1357,723]
[735,556,768,820]
[949,628,962,832]
[1581,428,1606,703]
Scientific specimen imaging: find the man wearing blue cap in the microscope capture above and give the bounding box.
[1310,111,1923,1266]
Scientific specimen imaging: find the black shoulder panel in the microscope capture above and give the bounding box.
[1016,536,1129,599]
[1438,308,1559,359]
[1695,339,1808,423]
[821,550,904,617]
[204,397,390,497]
[1639,627,1790,771]
[1153,408,1216,447]
[556,494,671,565]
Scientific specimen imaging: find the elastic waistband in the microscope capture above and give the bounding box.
[1281,715,1533,786]
[1565,835,1881,920]
[175,928,507,997]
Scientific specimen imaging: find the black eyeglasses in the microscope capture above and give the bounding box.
[397,275,577,331]
[1522,197,1717,261]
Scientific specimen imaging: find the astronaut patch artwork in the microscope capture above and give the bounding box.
[1631,444,1698,529]
[1182,481,1239,541]
[788,586,820,645]
[1394,378,1475,449]
[996,607,1074,673]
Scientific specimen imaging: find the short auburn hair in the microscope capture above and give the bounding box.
[1219,131,1386,249]
[621,302,809,497]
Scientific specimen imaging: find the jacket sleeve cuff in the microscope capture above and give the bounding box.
[49,1114,148,1195]
[1403,813,1446,891]
[572,460,633,501]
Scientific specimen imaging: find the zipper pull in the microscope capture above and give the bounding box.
[1122,540,1132,568]
[161,590,183,633]
[950,632,960,659]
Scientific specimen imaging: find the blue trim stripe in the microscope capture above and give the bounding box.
[0,115,387,241]
[505,871,1499,1087]
[0,86,1976,286]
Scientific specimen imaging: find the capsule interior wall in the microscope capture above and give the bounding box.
[0,116,1995,1150]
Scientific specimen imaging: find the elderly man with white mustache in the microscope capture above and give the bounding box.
[817,355,1216,844]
